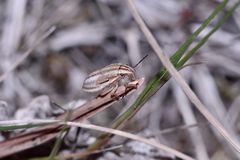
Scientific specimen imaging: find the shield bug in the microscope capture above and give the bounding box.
[82,55,147,97]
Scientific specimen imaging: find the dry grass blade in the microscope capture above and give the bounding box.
[158,122,209,135]
[173,81,209,160]
[61,145,123,159]
[126,0,240,153]
[0,26,56,83]
[0,78,143,159]
[63,121,195,160]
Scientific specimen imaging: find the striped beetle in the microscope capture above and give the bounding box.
[82,63,137,97]
[82,55,147,97]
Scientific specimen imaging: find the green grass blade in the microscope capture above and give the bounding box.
[48,110,73,160]
[170,0,228,65]
[177,0,240,67]
[0,120,58,131]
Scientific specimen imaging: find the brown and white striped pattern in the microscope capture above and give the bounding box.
[82,63,136,93]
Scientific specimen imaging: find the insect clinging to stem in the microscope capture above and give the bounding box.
[82,55,147,97]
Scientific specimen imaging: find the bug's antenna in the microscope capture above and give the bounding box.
[133,54,148,68]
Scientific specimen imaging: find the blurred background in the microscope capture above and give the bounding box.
[0,0,240,159]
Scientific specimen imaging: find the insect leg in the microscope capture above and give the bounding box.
[97,76,121,98]
[109,82,119,99]
[98,85,116,97]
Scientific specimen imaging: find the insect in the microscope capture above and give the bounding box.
[82,55,147,97]
[82,63,137,97]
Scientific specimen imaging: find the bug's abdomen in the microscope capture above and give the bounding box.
[82,73,119,92]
